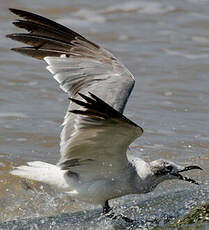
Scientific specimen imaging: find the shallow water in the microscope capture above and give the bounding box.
[0,0,209,229]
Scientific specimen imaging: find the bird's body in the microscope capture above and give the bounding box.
[12,156,161,207]
[7,8,202,217]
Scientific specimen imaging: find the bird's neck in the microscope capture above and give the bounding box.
[130,159,161,194]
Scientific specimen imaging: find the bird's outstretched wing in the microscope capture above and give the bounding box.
[59,92,143,181]
[7,9,139,163]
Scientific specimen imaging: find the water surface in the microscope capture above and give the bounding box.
[0,0,208,229]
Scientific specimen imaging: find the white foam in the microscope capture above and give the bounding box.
[0,112,28,118]
[102,1,175,15]
[165,49,209,60]
[73,9,106,23]
[57,9,106,28]
[192,36,209,44]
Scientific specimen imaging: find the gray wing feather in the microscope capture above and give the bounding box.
[7,9,137,167]
[59,93,143,181]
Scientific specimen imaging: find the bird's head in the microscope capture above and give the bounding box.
[149,159,202,185]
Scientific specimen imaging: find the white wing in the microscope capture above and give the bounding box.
[7,9,141,179]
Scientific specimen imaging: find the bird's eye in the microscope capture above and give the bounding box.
[166,165,173,171]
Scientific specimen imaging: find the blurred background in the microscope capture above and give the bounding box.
[0,0,208,227]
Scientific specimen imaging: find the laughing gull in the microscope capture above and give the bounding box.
[7,8,202,219]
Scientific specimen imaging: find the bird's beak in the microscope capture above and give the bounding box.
[171,165,202,185]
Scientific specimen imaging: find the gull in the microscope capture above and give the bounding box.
[7,8,202,221]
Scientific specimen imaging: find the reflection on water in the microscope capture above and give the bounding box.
[0,0,209,228]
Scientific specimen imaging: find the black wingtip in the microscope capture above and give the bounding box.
[10,47,18,52]
[6,34,12,39]
[88,91,102,102]
[78,92,96,104]
[78,92,89,98]
[6,34,18,40]
[78,92,85,98]
[9,8,28,14]
[10,47,27,53]
[88,91,95,98]
[9,8,21,15]
[9,8,15,12]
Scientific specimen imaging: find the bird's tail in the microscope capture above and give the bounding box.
[10,161,69,190]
